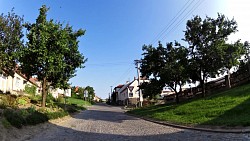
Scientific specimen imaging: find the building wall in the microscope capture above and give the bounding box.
[0,74,7,93]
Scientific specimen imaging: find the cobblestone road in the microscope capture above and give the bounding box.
[28,103,250,141]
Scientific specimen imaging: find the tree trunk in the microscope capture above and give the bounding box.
[201,79,205,97]
[41,77,47,108]
[226,68,231,88]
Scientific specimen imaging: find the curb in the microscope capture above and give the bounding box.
[126,113,250,133]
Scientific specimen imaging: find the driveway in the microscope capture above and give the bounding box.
[27,103,250,141]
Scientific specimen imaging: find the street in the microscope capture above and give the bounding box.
[27,103,250,141]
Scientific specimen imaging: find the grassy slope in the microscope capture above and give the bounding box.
[67,97,92,106]
[128,83,250,126]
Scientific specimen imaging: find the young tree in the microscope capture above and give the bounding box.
[160,42,189,103]
[20,5,87,108]
[184,14,238,96]
[140,42,189,103]
[221,40,245,88]
[85,86,95,101]
[0,9,24,75]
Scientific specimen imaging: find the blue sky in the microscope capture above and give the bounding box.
[1,0,250,99]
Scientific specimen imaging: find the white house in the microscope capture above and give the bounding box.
[0,71,39,94]
[116,77,149,106]
[49,87,72,98]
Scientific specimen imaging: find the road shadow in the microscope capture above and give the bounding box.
[72,103,138,123]
[23,121,249,141]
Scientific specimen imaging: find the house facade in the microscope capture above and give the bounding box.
[116,78,149,106]
[0,71,39,94]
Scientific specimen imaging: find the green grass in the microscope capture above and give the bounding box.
[67,97,92,107]
[128,83,250,127]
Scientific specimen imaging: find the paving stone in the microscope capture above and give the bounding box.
[27,103,250,141]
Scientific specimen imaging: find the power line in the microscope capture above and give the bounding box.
[160,0,205,42]
[150,0,195,45]
[112,64,134,86]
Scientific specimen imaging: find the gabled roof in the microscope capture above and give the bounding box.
[115,84,124,89]
[118,80,135,94]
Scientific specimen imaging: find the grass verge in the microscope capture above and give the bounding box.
[128,83,250,127]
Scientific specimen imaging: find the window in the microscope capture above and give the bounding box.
[16,77,21,89]
[129,92,133,97]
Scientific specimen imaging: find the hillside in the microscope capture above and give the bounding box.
[128,83,250,126]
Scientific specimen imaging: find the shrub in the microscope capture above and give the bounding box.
[3,109,25,128]
[1,118,11,128]
[26,111,49,125]
[71,92,81,99]
[6,95,18,108]
[16,96,30,106]
[46,111,68,119]
[46,93,55,103]
[57,95,65,103]
[24,85,37,96]
[0,96,8,109]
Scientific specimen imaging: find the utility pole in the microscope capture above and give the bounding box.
[110,86,113,103]
[135,60,142,107]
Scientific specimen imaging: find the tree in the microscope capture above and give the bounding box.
[20,5,87,108]
[221,40,245,88]
[140,42,166,99]
[184,14,238,97]
[0,9,24,75]
[85,86,95,101]
[160,42,189,103]
[140,42,189,103]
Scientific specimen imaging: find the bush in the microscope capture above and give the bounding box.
[0,96,8,109]
[46,93,55,103]
[16,96,30,106]
[6,95,18,108]
[57,95,65,103]
[71,92,81,99]
[26,111,49,125]
[3,109,25,128]
[24,85,37,96]
[46,111,68,119]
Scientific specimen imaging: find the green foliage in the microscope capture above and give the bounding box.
[184,14,238,96]
[17,99,27,106]
[140,42,189,103]
[85,86,95,101]
[1,118,11,128]
[0,95,18,108]
[20,5,87,108]
[16,96,30,106]
[57,95,65,103]
[0,8,24,74]
[0,96,8,109]
[46,93,55,103]
[26,111,49,125]
[24,85,37,96]
[71,92,81,99]
[3,109,25,128]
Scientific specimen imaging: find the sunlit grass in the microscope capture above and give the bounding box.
[67,97,92,107]
[128,83,250,126]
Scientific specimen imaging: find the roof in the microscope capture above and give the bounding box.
[116,84,124,88]
[119,80,134,94]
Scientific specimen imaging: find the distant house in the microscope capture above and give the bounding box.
[93,95,101,102]
[116,77,149,106]
[49,87,71,98]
